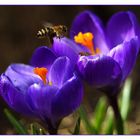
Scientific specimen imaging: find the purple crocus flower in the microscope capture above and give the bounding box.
[70,10,140,93]
[67,10,140,134]
[0,56,83,134]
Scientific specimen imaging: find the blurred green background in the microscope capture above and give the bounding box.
[0,5,140,134]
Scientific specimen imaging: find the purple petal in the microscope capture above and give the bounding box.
[5,63,41,93]
[107,11,140,49]
[48,56,73,87]
[76,55,122,88]
[108,37,139,81]
[27,83,58,119]
[0,74,34,116]
[70,10,109,54]
[51,75,83,121]
[53,37,86,67]
[30,46,57,69]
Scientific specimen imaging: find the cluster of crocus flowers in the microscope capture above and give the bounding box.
[0,10,140,134]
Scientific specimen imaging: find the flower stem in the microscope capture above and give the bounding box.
[107,94,124,134]
[43,118,61,135]
[47,126,58,135]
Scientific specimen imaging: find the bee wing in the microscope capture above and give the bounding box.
[43,22,54,28]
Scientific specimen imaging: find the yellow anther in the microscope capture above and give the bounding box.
[95,47,101,54]
[48,81,53,86]
[74,32,100,55]
[34,67,48,84]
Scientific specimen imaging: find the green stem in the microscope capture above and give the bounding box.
[107,94,124,134]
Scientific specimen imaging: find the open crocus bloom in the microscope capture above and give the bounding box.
[0,56,83,133]
[72,11,140,91]
[50,10,140,93]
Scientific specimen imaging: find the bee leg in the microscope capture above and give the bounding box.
[49,37,54,45]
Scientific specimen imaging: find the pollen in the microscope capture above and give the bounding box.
[34,67,48,84]
[74,32,100,55]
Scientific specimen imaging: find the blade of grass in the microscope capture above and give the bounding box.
[73,117,81,135]
[104,107,114,134]
[93,96,107,133]
[39,128,46,135]
[30,123,46,135]
[4,108,28,134]
[30,123,38,134]
[121,78,132,121]
[78,105,97,134]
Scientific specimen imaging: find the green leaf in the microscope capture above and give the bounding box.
[39,128,46,135]
[30,123,38,134]
[30,123,46,135]
[73,117,81,135]
[93,96,107,133]
[78,105,97,134]
[104,107,114,134]
[121,78,132,121]
[4,108,28,134]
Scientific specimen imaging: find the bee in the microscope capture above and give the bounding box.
[37,23,67,44]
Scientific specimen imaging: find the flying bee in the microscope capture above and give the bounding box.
[37,23,67,44]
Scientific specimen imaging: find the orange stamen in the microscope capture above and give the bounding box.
[74,32,100,55]
[95,47,101,54]
[34,67,48,84]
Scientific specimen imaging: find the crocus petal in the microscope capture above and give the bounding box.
[0,74,34,116]
[49,56,73,87]
[51,75,83,121]
[30,46,57,69]
[107,11,140,49]
[76,55,122,88]
[53,37,88,67]
[5,64,41,93]
[27,83,58,119]
[108,37,139,81]
[70,10,109,54]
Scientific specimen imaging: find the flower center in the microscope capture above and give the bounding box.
[34,67,48,84]
[74,32,100,55]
